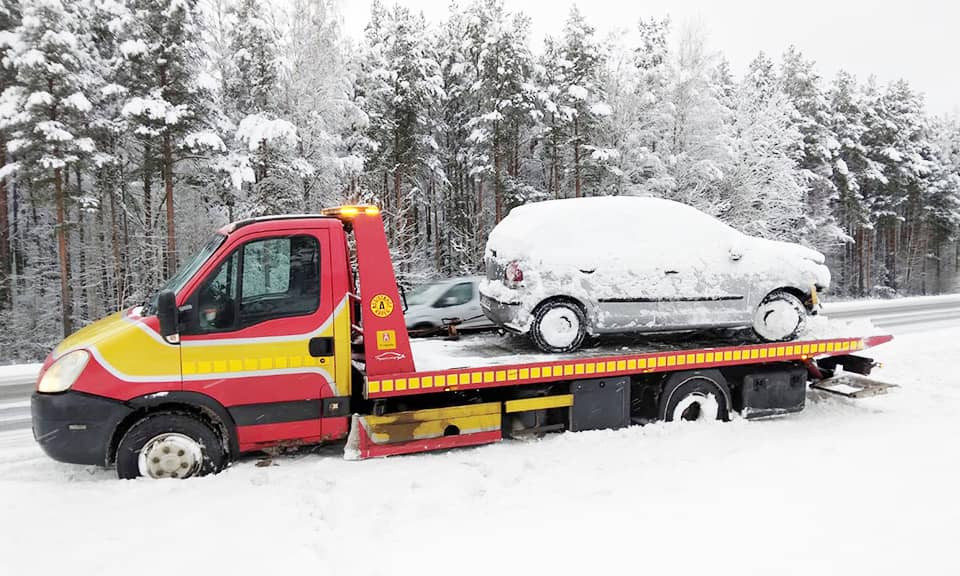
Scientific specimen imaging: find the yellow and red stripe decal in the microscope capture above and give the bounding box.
[365,336,885,399]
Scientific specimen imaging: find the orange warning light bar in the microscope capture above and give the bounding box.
[322,205,381,219]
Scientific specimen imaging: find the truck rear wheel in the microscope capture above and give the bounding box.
[116,412,225,479]
[658,372,730,422]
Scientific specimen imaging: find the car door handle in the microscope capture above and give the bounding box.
[665,270,679,275]
[309,337,334,357]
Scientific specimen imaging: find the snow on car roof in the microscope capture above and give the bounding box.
[487,196,731,259]
[485,196,738,273]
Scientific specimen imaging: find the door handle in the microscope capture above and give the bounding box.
[309,337,334,357]
[664,270,679,275]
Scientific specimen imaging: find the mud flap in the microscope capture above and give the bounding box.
[343,403,502,460]
[810,373,898,399]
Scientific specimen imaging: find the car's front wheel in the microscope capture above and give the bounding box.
[530,299,587,353]
[753,290,807,341]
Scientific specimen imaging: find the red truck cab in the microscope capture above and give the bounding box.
[32,207,407,477]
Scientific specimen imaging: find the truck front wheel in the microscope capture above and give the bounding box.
[115,412,225,479]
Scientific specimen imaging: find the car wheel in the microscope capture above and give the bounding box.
[658,373,730,422]
[116,412,225,479]
[530,299,587,353]
[753,290,806,342]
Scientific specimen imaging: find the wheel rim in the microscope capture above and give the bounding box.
[671,393,719,422]
[138,433,203,479]
[539,306,581,349]
[754,298,802,340]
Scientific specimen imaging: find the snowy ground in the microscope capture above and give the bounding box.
[1,322,959,575]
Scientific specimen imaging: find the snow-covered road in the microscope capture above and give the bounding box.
[1,301,959,575]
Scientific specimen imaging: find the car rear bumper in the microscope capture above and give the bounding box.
[32,391,131,466]
[480,294,525,333]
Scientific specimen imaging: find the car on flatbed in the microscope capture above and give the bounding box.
[480,196,831,352]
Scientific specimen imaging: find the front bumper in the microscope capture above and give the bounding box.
[479,293,524,333]
[31,391,132,466]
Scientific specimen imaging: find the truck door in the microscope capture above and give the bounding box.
[178,229,337,448]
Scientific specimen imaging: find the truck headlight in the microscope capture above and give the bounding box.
[38,350,90,393]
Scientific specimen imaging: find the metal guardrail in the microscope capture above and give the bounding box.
[0,367,38,432]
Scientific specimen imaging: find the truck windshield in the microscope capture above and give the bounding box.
[143,234,226,315]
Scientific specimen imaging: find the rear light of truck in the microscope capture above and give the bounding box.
[505,260,524,287]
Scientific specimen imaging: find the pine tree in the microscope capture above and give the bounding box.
[657,24,730,214]
[0,0,21,311]
[277,0,369,212]
[780,46,843,249]
[599,17,671,196]
[123,0,211,277]
[555,6,612,198]
[5,0,97,336]
[826,71,885,294]
[722,52,805,240]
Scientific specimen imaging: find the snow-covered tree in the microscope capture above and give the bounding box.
[4,0,97,336]
[656,24,730,214]
[780,46,843,249]
[598,17,671,196]
[0,0,21,311]
[537,6,613,199]
[722,52,805,240]
[277,0,369,211]
[122,0,213,276]
[359,1,444,279]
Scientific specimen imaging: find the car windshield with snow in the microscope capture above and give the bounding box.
[480,196,831,352]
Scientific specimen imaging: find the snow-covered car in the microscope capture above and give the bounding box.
[479,196,831,352]
[405,277,495,333]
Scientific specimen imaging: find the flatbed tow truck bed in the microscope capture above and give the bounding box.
[349,328,893,459]
[368,332,891,399]
[407,328,880,371]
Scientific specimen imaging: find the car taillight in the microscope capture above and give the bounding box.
[505,261,523,287]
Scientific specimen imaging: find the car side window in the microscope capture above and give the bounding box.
[433,282,473,308]
[187,235,320,334]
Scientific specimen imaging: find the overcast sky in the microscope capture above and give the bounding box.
[338,0,959,116]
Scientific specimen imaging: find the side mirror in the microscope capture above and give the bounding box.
[157,289,179,342]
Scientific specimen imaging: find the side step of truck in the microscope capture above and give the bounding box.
[810,373,899,399]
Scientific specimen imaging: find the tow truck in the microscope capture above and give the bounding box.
[31,205,894,478]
